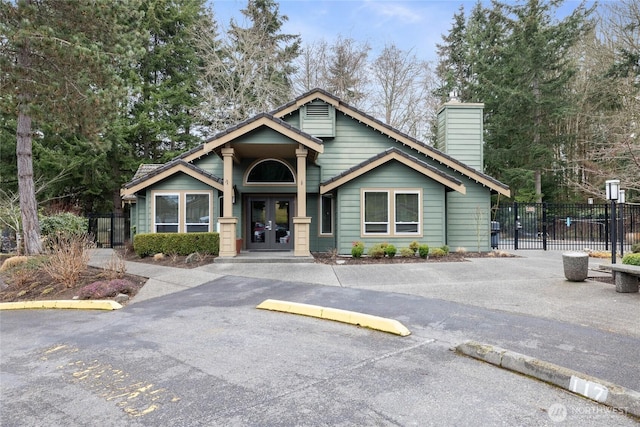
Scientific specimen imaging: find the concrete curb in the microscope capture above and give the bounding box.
[0,300,123,311]
[256,299,411,336]
[456,340,640,418]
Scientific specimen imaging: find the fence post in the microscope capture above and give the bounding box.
[542,203,547,251]
[514,202,519,250]
[110,212,115,249]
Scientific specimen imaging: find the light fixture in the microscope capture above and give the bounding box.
[605,179,620,201]
[618,190,626,204]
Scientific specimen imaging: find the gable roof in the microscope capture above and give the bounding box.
[320,148,465,194]
[121,160,223,197]
[180,113,324,164]
[273,88,510,197]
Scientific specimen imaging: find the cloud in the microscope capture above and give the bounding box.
[367,1,424,24]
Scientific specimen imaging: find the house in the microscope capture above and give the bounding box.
[121,88,510,257]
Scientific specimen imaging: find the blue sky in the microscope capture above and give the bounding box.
[211,0,598,63]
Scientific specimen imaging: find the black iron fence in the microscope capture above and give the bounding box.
[494,202,640,252]
[87,213,130,248]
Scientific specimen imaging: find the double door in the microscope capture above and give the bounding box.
[247,197,293,250]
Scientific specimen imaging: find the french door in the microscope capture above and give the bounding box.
[247,197,293,250]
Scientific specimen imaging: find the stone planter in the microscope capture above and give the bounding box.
[562,252,589,282]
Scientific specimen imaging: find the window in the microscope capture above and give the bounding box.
[154,192,212,233]
[362,189,421,236]
[364,191,389,234]
[395,192,420,234]
[155,194,179,233]
[320,195,333,235]
[246,159,295,184]
[186,194,210,232]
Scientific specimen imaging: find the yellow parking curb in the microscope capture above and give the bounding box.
[256,299,411,336]
[0,300,123,311]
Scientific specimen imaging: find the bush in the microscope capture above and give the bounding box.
[0,256,29,272]
[418,244,429,258]
[440,245,450,255]
[385,244,397,258]
[40,213,88,237]
[41,233,95,287]
[409,241,420,253]
[133,233,219,257]
[351,241,364,258]
[631,243,640,254]
[399,247,415,257]
[431,248,446,257]
[367,244,386,258]
[622,253,640,266]
[78,278,137,299]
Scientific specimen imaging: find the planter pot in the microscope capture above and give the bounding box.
[562,252,589,282]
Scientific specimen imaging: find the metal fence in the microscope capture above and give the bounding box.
[494,202,640,253]
[87,213,130,248]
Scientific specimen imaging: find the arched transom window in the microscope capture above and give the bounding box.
[245,159,295,184]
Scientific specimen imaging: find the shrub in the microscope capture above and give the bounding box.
[41,233,95,287]
[133,233,219,257]
[40,213,88,237]
[0,256,29,272]
[385,244,397,258]
[431,247,446,257]
[399,247,415,257]
[418,244,429,258]
[631,243,640,254]
[78,278,137,299]
[440,245,450,255]
[367,244,386,258]
[622,253,640,266]
[409,241,420,253]
[351,241,364,258]
[101,250,126,280]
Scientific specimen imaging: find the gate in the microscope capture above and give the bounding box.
[495,202,640,252]
[87,213,130,248]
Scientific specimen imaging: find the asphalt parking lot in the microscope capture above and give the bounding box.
[1,264,638,426]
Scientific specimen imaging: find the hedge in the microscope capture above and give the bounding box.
[133,233,219,257]
[622,253,640,266]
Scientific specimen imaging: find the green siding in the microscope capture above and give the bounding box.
[193,153,223,176]
[446,182,491,251]
[334,161,446,255]
[437,103,484,171]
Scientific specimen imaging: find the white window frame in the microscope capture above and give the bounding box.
[361,188,422,237]
[153,190,214,233]
[394,190,421,235]
[185,192,211,233]
[362,190,390,235]
[244,158,296,186]
[154,192,180,233]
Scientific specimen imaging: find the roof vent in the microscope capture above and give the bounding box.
[301,101,335,137]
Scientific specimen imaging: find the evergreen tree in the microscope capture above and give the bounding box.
[0,0,144,254]
[128,0,209,162]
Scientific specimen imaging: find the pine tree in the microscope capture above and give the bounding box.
[0,0,144,254]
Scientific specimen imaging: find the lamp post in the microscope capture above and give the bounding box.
[606,180,620,264]
[618,190,626,258]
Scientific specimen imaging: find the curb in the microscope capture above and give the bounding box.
[256,299,411,336]
[456,340,640,418]
[0,300,123,311]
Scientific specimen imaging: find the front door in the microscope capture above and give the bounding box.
[247,197,293,250]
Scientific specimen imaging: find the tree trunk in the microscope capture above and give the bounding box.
[17,111,42,255]
[16,26,42,255]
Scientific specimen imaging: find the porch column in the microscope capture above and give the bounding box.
[219,147,237,257]
[294,147,311,256]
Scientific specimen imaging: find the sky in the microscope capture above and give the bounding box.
[211,0,599,63]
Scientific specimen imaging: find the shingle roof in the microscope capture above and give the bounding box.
[123,160,222,190]
[273,88,509,194]
[321,147,462,188]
